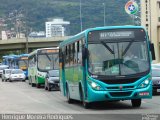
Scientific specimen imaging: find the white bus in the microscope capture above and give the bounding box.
[28,48,59,88]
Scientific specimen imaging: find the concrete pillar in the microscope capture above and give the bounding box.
[150,1,160,63]
[141,0,160,63]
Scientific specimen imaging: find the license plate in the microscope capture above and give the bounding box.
[157,89,160,92]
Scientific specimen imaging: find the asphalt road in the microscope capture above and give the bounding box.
[0,79,160,120]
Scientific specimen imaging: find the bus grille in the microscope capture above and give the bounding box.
[109,92,132,97]
[100,77,139,84]
[107,86,134,90]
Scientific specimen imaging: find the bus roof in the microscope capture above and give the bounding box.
[19,54,29,58]
[59,25,146,47]
[28,47,59,57]
[4,55,19,59]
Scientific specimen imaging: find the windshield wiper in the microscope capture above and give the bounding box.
[122,39,135,56]
[23,60,27,65]
[45,53,51,61]
[101,41,114,54]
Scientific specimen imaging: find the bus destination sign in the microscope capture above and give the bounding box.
[40,49,59,54]
[99,31,134,40]
[88,29,146,42]
[21,57,28,60]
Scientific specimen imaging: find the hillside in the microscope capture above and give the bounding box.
[0,0,140,35]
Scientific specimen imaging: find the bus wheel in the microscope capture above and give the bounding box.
[29,77,31,85]
[36,83,40,88]
[30,78,34,87]
[31,83,35,87]
[82,92,90,109]
[80,86,90,109]
[66,84,73,104]
[131,99,141,108]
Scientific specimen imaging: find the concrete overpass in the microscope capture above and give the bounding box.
[0,36,70,52]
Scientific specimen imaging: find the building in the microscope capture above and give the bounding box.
[141,0,160,63]
[1,31,8,40]
[45,18,70,38]
[29,31,45,38]
[1,31,13,40]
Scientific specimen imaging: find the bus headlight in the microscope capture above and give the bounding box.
[138,79,150,88]
[144,79,149,85]
[88,80,102,91]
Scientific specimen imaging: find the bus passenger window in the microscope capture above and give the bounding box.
[78,40,82,64]
[74,42,78,64]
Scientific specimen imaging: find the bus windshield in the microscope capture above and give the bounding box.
[88,29,150,77]
[19,60,28,69]
[37,53,59,71]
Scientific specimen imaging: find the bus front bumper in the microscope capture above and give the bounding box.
[86,84,152,102]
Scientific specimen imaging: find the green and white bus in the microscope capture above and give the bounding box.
[28,48,59,88]
[59,26,155,108]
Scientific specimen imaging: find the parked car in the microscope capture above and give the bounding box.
[152,67,160,94]
[2,69,11,82]
[9,69,26,82]
[45,70,59,91]
[0,65,9,77]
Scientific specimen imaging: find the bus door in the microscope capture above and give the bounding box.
[77,40,86,99]
[60,48,66,96]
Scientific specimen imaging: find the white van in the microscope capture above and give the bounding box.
[0,65,9,77]
[2,69,11,82]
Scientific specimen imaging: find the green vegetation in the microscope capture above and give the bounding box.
[0,0,140,35]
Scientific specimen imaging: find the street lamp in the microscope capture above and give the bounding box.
[25,27,29,54]
[132,15,141,25]
[103,3,106,26]
[79,0,83,32]
[22,10,29,54]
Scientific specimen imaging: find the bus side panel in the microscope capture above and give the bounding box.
[74,65,83,100]
[64,65,82,101]
[32,67,37,84]
[65,67,75,99]
[36,71,46,84]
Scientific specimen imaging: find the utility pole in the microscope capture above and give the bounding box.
[23,10,29,54]
[103,3,106,26]
[25,27,28,54]
[80,0,83,32]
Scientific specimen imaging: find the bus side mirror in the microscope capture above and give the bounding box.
[82,47,88,66]
[34,57,37,62]
[150,42,156,60]
[82,47,88,60]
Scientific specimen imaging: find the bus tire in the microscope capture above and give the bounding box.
[35,76,40,88]
[31,83,35,87]
[79,85,90,109]
[29,77,31,85]
[66,84,73,104]
[36,83,40,88]
[30,78,34,87]
[131,99,141,108]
